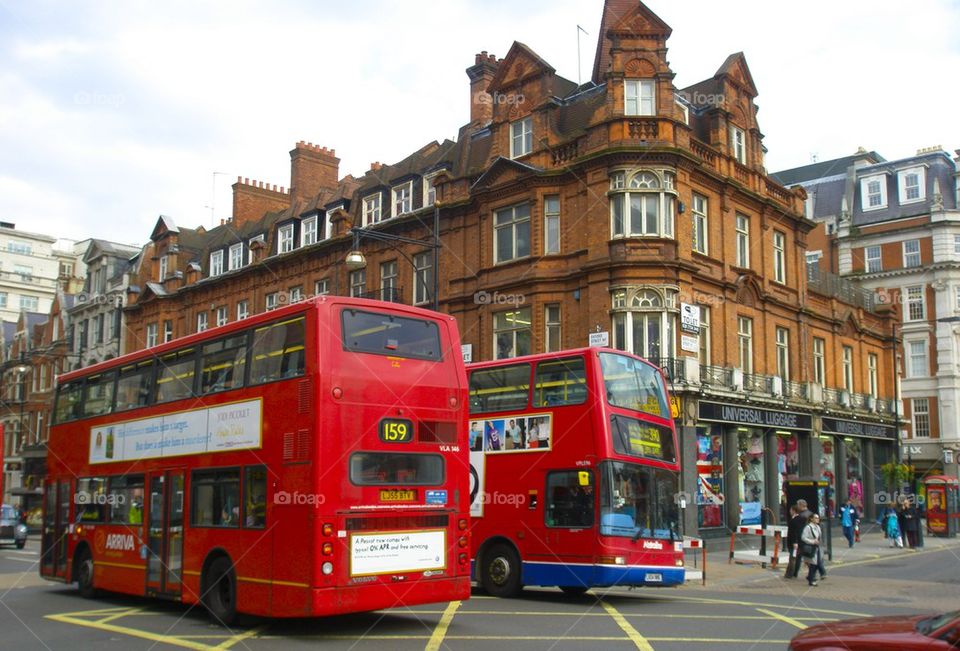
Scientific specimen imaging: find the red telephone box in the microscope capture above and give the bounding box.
[924,475,959,538]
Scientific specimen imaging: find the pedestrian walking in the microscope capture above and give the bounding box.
[840,501,859,548]
[902,497,919,549]
[784,504,799,579]
[800,513,824,586]
[886,506,903,548]
[787,499,812,578]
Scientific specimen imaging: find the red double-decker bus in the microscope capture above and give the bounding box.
[42,297,470,623]
[467,348,683,596]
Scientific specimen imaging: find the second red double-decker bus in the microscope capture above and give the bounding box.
[467,347,683,596]
[41,297,471,623]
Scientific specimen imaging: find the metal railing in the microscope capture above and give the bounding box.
[743,373,771,393]
[699,365,731,387]
[806,266,879,313]
[785,380,806,401]
[650,357,686,384]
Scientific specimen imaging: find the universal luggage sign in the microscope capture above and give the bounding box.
[698,401,810,431]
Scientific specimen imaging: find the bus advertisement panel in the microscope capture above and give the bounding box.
[41,297,471,623]
[467,348,684,597]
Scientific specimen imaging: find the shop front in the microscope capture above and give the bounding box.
[695,401,812,534]
[820,417,897,522]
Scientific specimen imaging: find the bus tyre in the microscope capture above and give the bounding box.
[76,549,97,598]
[203,557,238,625]
[481,543,522,598]
[15,539,25,550]
[560,586,589,597]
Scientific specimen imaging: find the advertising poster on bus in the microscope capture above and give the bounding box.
[89,399,262,463]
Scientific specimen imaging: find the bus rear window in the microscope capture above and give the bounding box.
[469,364,530,414]
[349,452,444,486]
[341,309,441,361]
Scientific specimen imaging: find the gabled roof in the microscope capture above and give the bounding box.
[714,52,758,97]
[471,156,543,192]
[150,215,179,240]
[593,0,672,84]
[83,238,141,264]
[487,41,556,93]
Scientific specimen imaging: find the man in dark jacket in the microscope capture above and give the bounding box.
[902,496,920,548]
[787,499,812,578]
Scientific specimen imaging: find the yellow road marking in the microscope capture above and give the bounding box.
[46,613,214,651]
[213,625,265,649]
[396,610,836,621]
[267,634,787,644]
[830,544,960,568]
[96,608,144,625]
[619,593,869,618]
[425,600,460,651]
[757,608,807,630]
[601,600,655,651]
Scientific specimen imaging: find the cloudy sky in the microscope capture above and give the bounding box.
[1,0,958,248]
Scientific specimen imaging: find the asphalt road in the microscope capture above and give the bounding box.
[0,538,955,651]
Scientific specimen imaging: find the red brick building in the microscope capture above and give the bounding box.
[121,0,899,534]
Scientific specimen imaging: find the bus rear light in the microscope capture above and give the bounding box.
[458,536,468,548]
[598,556,626,565]
[332,387,343,399]
[449,396,458,408]
[322,523,334,536]
[458,553,468,564]
[322,542,333,555]
[458,518,468,531]
[322,562,334,575]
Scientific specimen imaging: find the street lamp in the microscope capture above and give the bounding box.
[344,206,441,311]
[15,364,29,449]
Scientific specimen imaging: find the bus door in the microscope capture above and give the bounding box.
[40,479,71,580]
[146,470,185,596]
[543,469,597,577]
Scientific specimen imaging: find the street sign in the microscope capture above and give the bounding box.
[680,303,700,334]
[588,331,609,347]
[681,334,699,352]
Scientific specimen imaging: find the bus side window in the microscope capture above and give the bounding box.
[154,349,197,404]
[191,469,240,528]
[244,466,267,528]
[250,317,305,384]
[545,470,594,528]
[75,477,107,523]
[83,371,117,418]
[108,475,145,524]
[54,381,83,423]
[533,357,587,408]
[468,364,531,414]
[201,334,249,394]
[116,361,153,412]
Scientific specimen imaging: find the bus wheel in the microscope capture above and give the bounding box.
[481,543,522,597]
[203,556,238,625]
[560,586,589,597]
[15,539,26,550]
[76,549,97,598]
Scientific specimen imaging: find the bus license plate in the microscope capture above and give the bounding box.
[646,573,663,583]
[379,418,414,443]
[380,489,416,502]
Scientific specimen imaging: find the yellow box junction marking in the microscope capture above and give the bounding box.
[757,608,808,630]
[425,600,460,651]
[601,600,655,651]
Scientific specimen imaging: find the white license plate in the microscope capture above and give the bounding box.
[646,573,662,582]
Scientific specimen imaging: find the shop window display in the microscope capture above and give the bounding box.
[845,438,864,509]
[776,432,800,521]
[696,426,725,528]
[819,437,836,517]
[737,429,764,524]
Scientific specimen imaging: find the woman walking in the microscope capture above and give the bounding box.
[800,513,824,586]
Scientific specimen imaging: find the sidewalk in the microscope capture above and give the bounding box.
[683,522,960,587]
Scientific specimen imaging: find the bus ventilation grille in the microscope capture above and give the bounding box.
[298,379,312,414]
[282,429,312,461]
[345,515,450,531]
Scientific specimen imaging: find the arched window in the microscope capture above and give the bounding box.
[609,170,676,239]
[610,287,677,363]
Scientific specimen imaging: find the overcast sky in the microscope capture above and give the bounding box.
[1,0,958,248]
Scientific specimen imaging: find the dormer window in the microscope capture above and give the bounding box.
[363,194,382,226]
[510,117,532,158]
[424,175,437,207]
[228,243,243,271]
[625,79,655,116]
[730,126,746,164]
[158,255,168,281]
[209,250,224,277]
[278,223,295,253]
[247,234,264,265]
[898,167,925,204]
[392,181,413,218]
[861,174,887,211]
[301,214,318,246]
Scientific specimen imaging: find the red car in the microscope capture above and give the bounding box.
[789,611,960,650]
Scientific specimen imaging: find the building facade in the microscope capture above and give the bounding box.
[119,0,899,534]
[775,146,960,481]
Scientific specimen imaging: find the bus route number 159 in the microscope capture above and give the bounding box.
[379,418,414,443]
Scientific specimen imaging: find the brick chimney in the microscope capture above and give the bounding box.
[290,141,340,202]
[231,177,291,226]
[466,51,499,126]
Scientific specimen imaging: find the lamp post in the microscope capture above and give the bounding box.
[15,364,29,450]
[344,206,441,311]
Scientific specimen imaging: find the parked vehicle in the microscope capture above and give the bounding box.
[0,504,28,549]
[789,611,960,650]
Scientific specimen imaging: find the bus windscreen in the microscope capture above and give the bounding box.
[342,309,442,361]
[599,352,668,418]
